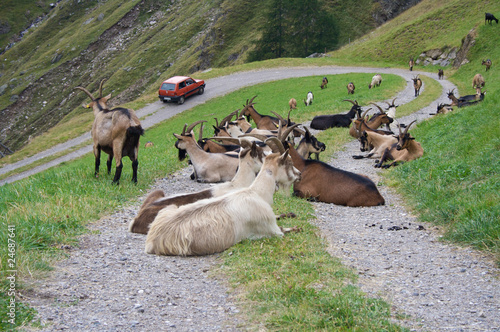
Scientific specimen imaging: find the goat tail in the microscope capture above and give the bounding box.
[127,125,145,138]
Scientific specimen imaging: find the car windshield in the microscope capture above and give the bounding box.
[160,83,176,91]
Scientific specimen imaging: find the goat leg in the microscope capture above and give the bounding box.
[112,163,123,184]
[106,154,113,174]
[132,159,139,183]
[352,152,374,159]
[276,212,297,220]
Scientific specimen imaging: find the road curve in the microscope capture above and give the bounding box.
[0,66,456,186]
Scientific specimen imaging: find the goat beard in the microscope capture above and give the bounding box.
[177,148,187,161]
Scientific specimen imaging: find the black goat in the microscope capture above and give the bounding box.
[310,99,362,130]
[485,13,498,24]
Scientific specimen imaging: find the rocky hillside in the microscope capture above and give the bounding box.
[0,0,420,153]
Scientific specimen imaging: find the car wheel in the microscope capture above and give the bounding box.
[178,96,185,105]
[198,87,204,95]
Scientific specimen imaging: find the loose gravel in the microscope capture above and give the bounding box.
[19,68,500,331]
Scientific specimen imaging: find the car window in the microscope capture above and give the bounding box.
[186,78,194,85]
[179,81,186,89]
[161,83,176,91]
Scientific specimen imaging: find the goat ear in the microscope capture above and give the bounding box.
[279,150,290,165]
[102,93,112,102]
[173,133,182,139]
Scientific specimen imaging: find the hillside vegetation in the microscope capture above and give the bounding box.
[0,0,383,153]
[0,0,499,329]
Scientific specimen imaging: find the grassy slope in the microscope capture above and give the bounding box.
[0,0,499,329]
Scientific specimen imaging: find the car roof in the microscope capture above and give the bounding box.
[162,76,191,84]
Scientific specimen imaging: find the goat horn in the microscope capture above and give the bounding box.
[343,99,358,105]
[74,86,95,100]
[370,103,385,114]
[186,120,206,133]
[240,133,268,141]
[361,107,371,119]
[99,79,107,98]
[392,98,397,105]
[280,123,300,142]
[404,120,417,134]
[181,123,188,135]
[209,137,241,146]
[248,95,257,105]
[198,123,204,141]
[270,111,285,122]
[265,137,285,155]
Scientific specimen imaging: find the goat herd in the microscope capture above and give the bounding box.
[74,57,488,256]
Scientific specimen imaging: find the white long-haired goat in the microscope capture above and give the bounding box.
[145,138,301,256]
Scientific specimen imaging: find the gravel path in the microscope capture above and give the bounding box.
[14,67,500,331]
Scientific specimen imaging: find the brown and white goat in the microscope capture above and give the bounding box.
[289,98,297,110]
[349,105,393,139]
[347,82,355,95]
[481,59,492,71]
[472,74,485,89]
[75,79,144,184]
[129,140,265,234]
[430,103,454,116]
[175,121,239,183]
[352,130,398,160]
[304,91,314,106]
[374,120,424,168]
[412,75,422,97]
[144,139,301,256]
[368,74,382,89]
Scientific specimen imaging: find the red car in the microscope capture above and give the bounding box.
[158,76,205,104]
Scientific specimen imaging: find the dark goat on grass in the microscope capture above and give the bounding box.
[75,79,144,184]
[485,13,498,24]
[310,99,362,130]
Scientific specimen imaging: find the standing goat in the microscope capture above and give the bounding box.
[412,75,422,97]
[74,79,144,184]
[409,57,415,71]
[321,77,328,89]
[347,82,355,95]
[472,73,485,89]
[438,69,444,80]
[130,140,265,234]
[481,59,492,71]
[368,74,382,89]
[289,98,297,111]
[145,139,301,256]
[485,13,498,24]
[304,91,314,106]
[310,99,362,130]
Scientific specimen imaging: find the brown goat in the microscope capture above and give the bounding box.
[481,59,492,71]
[375,120,424,168]
[75,79,144,184]
[472,73,485,89]
[409,57,415,71]
[438,69,444,80]
[289,98,297,110]
[283,140,385,206]
[347,82,355,95]
[321,77,328,89]
[412,75,422,97]
[240,96,280,131]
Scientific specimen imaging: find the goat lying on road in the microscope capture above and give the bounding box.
[145,139,301,256]
[310,99,362,130]
[130,140,265,234]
